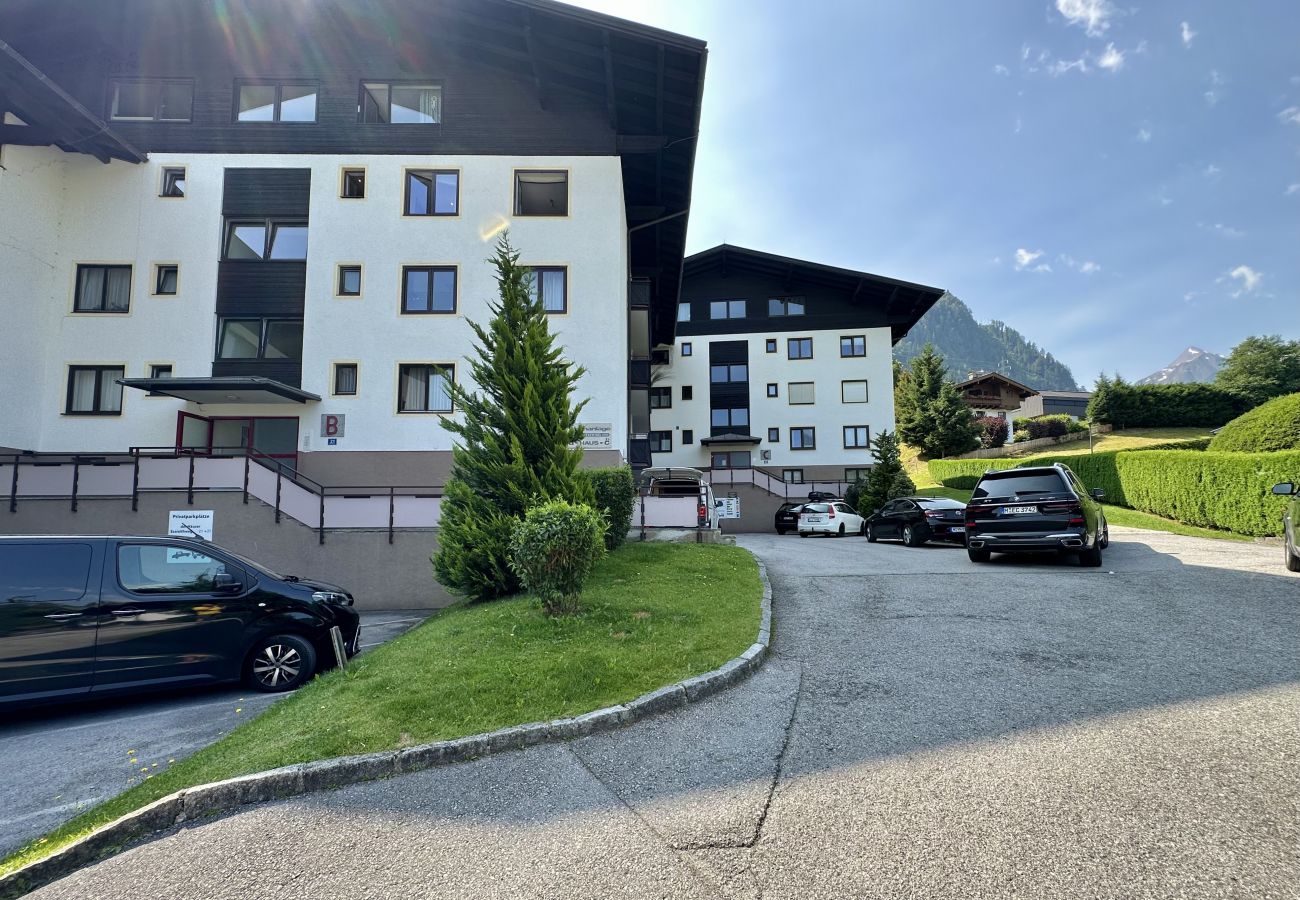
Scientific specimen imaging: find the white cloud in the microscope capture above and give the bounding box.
[1200,222,1245,239]
[1228,265,1262,294]
[1204,69,1225,106]
[1059,254,1101,274]
[1056,0,1115,37]
[993,63,1010,76]
[1180,21,1196,47]
[1279,106,1300,125]
[1048,57,1089,76]
[1203,163,1221,177]
[1097,43,1125,72]
[1014,248,1052,272]
[1079,260,1101,274]
[1134,39,1148,55]
[1137,127,1152,142]
[1014,115,1023,134]
[1285,183,1300,196]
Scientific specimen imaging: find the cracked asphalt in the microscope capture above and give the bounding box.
[27,529,1300,899]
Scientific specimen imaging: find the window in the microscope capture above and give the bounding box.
[651,348,671,365]
[788,337,813,359]
[117,544,232,594]
[710,364,748,383]
[66,365,125,415]
[401,266,457,314]
[154,264,178,296]
[216,319,303,360]
[337,265,362,297]
[783,469,804,484]
[682,429,694,445]
[397,364,454,413]
[649,431,672,453]
[160,167,186,198]
[768,296,805,317]
[790,427,816,450]
[682,385,694,401]
[361,82,441,124]
[236,82,317,122]
[74,265,131,312]
[147,364,172,396]
[514,170,568,216]
[224,220,308,260]
[788,382,815,405]
[709,299,746,320]
[528,267,567,314]
[681,342,693,357]
[845,468,870,483]
[844,426,870,448]
[333,363,358,396]
[341,169,366,199]
[404,169,459,216]
[842,380,868,403]
[841,335,866,357]
[765,339,777,353]
[768,427,780,442]
[710,408,749,429]
[712,451,751,469]
[650,387,672,409]
[766,383,778,398]
[110,79,192,122]
[677,303,690,322]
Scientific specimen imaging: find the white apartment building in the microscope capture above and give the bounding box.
[650,246,946,485]
[0,0,707,487]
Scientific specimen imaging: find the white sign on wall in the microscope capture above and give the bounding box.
[579,422,614,450]
[719,497,742,519]
[168,510,214,541]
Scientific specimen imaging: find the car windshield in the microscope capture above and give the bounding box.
[917,498,965,509]
[217,546,284,579]
[972,471,1069,501]
[803,503,830,513]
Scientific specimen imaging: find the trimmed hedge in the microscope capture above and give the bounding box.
[1117,450,1300,536]
[1208,393,1300,453]
[1088,381,1249,428]
[579,466,637,550]
[930,447,1300,537]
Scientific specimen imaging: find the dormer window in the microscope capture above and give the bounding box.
[361,82,441,124]
[110,79,193,122]
[224,220,308,260]
[236,82,317,123]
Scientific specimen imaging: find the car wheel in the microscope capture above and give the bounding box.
[967,546,991,563]
[776,527,787,536]
[1078,543,1103,568]
[799,531,809,538]
[245,633,317,693]
[866,523,878,543]
[1099,520,1110,549]
[1285,527,1300,572]
[859,522,867,537]
[837,523,846,537]
[902,524,927,548]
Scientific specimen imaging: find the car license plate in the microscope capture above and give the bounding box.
[950,526,965,532]
[1005,506,1038,515]
[805,516,826,525]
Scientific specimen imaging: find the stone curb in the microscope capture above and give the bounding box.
[0,551,774,900]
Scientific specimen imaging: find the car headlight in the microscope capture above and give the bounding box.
[311,590,353,606]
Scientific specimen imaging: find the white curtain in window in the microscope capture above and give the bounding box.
[430,367,453,412]
[105,269,131,311]
[100,368,124,412]
[420,88,440,122]
[401,366,429,411]
[78,267,105,310]
[70,369,97,411]
[541,269,566,312]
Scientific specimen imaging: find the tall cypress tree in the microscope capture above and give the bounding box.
[433,235,594,602]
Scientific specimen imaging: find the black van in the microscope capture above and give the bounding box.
[0,535,361,709]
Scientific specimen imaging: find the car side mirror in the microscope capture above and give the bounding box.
[1090,488,1105,501]
[1273,482,1297,496]
[213,572,242,593]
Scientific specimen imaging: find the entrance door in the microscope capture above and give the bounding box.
[175,414,299,470]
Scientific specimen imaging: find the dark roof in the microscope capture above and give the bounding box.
[118,377,321,405]
[682,244,946,344]
[955,371,1037,398]
[0,37,145,163]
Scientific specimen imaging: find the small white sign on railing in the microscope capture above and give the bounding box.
[719,496,741,519]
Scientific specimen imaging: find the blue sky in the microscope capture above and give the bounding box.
[573,0,1300,385]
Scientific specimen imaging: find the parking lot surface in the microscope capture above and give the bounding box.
[1,611,427,857]
[25,531,1300,899]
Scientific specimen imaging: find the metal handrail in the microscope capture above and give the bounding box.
[701,466,852,499]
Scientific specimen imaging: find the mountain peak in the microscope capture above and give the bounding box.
[1138,347,1227,385]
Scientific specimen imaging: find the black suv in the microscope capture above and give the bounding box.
[964,464,1109,566]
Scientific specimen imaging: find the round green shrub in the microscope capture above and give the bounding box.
[578,466,637,551]
[1209,393,1300,453]
[508,500,606,616]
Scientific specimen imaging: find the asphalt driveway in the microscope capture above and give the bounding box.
[1,611,427,858]
[24,531,1300,899]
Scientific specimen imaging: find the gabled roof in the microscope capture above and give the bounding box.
[682,244,946,344]
[955,371,1037,399]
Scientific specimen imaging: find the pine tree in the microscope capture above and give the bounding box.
[1087,373,1113,424]
[895,344,979,458]
[433,235,594,602]
[859,430,915,513]
[928,380,982,457]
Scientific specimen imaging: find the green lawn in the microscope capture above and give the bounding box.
[1097,504,1253,542]
[2,542,762,878]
